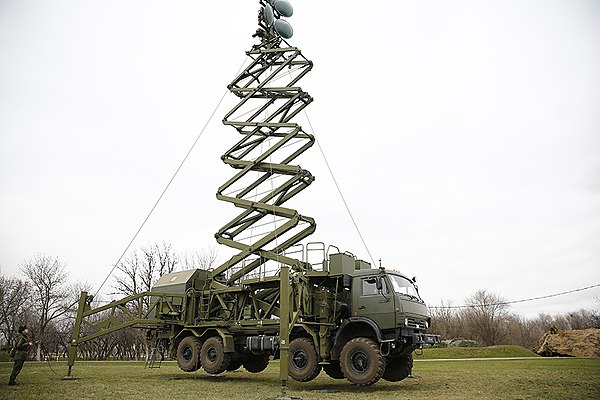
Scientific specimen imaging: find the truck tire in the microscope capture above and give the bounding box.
[201,336,231,374]
[243,355,270,373]
[288,337,321,382]
[176,336,202,372]
[323,361,344,379]
[226,357,244,371]
[340,337,386,386]
[383,354,413,382]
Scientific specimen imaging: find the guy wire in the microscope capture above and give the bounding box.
[303,110,377,268]
[94,58,248,298]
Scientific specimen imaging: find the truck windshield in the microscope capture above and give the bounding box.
[389,275,421,300]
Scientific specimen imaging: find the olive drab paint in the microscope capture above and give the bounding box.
[65,0,439,387]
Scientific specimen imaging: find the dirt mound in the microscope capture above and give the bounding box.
[537,328,600,357]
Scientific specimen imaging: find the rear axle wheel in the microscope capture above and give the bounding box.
[226,357,244,371]
[243,355,270,373]
[288,338,321,382]
[383,354,413,382]
[176,336,202,372]
[201,336,231,374]
[323,361,344,379]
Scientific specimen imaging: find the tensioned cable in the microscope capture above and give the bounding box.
[429,282,600,309]
[303,110,377,268]
[94,59,248,297]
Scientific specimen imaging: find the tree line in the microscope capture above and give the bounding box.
[1,246,599,360]
[0,242,217,361]
[429,289,600,350]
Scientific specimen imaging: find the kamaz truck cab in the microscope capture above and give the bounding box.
[320,258,437,385]
[351,269,434,351]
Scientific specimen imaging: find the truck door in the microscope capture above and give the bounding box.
[354,276,396,330]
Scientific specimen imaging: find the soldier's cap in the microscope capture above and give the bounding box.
[18,325,27,332]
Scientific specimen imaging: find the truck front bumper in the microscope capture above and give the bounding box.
[412,332,441,345]
[395,327,440,345]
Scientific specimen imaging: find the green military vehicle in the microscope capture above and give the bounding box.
[68,249,438,386]
[66,0,439,387]
[144,250,437,386]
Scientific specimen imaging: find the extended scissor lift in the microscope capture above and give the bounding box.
[66,2,329,393]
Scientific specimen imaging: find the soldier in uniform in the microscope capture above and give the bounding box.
[8,325,33,386]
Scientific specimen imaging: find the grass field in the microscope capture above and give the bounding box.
[1,358,599,400]
[413,345,541,359]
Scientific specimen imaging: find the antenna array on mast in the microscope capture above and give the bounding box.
[212,0,315,286]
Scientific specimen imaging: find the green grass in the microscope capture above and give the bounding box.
[414,345,540,359]
[1,357,599,400]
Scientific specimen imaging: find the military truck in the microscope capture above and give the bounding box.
[145,249,436,386]
[68,247,438,386]
[65,0,439,386]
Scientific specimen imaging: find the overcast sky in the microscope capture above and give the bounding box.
[1,0,599,318]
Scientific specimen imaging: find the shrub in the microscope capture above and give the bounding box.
[449,339,479,348]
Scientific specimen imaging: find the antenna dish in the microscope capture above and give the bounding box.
[273,0,293,18]
[263,5,274,26]
[273,19,293,39]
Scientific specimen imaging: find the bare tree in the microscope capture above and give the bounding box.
[181,246,219,270]
[114,243,215,302]
[504,314,543,350]
[563,309,600,330]
[113,251,144,310]
[460,290,511,346]
[20,254,71,360]
[154,241,179,276]
[112,242,183,361]
[429,300,458,340]
[0,276,31,349]
[139,247,157,301]
[114,242,181,308]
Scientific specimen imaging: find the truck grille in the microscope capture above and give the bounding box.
[405,318,428,329]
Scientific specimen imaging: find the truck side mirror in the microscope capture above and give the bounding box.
[375,278,383,291]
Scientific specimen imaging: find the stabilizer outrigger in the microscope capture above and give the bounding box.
[66,290,185,377]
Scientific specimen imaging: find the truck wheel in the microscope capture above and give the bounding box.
[201,336,231,374]
[243,355,270,373]
[383,354,413,382]
[176,336,202,372]
[288,338,321,382]
[323,361,344,379]
[340,337,386,386]
[226,357,244,371]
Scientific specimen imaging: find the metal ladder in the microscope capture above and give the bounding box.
[145,329,164,369]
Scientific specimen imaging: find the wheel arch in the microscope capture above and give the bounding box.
[171,328,196,356]
[172,327,235,353]
[331,317,382,360]
[290,324,320,357]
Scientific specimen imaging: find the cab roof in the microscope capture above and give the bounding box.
[350,267,411,281]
